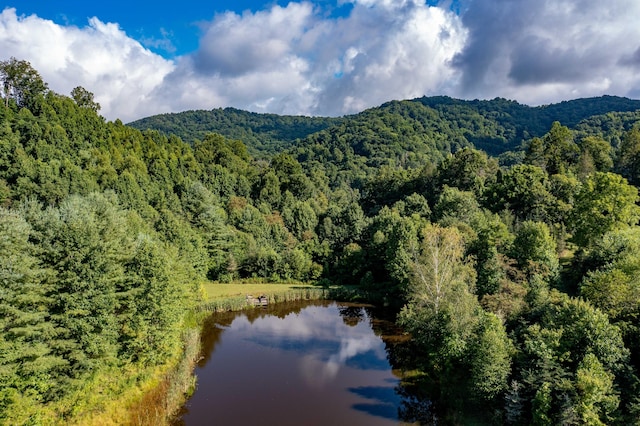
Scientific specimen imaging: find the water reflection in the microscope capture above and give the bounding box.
[178,301,412,425]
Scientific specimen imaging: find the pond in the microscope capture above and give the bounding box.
[175,301,427,425]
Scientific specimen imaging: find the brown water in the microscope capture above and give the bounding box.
[176,301,418,426]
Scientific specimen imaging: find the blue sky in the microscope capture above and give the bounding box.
[3,1,640,122]
[13,0,356,57]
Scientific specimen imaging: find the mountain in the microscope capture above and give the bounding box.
[5,60,640,425]
[131,96,640,162]
[128,107,343,157]
[285,96,640,187]
[412,95,640,153]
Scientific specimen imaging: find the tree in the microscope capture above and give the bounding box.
[525,121,579,175]
[579,228,640,364]
[0,58,48,109]
[24,194,133,370]
[433,186,481,225]
[120,235,186,364]
[518,295,629,423]
[486,164,556,222]
[70,86,100,113]
[436,147,498,196]
[511,221,559,281]
[399,224,479,365]
[574,353,619,425]
[407,224,475,315]
[616,127,640,186]
[570,172,640,247]
[467,312,513,400]
[578,136,613,174]
[0,209,64,417]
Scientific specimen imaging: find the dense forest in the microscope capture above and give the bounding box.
[3,57,640,424]
[131,94,640,158]
[129,108,343,158]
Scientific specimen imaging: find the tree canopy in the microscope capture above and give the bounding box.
[3,58,640,424]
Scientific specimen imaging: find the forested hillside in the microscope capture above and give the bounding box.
[3,57,640,424]
[128,108,343,157]
[131,95,640,159]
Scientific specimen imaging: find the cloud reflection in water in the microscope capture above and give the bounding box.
[232,304,389,388]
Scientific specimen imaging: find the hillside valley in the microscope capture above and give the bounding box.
[2,58,640,424]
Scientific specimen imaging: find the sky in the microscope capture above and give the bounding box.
[2,0,640,122]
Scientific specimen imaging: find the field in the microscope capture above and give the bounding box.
[202,281,316,301]
[198,281,328,312]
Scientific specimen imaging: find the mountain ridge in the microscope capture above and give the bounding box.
[129,95,640,158]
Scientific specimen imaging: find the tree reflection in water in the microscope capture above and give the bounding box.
[178,301,484,426]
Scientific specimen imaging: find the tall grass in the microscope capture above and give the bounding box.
[128,328,200,425]
[198,286,327,312]
[9,283,352,425]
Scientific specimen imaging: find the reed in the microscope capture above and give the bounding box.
[198,286,327,312]
[127,328,200,425]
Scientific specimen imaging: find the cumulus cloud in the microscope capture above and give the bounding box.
[452,0,640,104]
[2,0,640,122]
[152,0,466,117]
[194,3,314,76]
[0,8,174,121]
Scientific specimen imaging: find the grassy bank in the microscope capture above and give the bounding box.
[8,282,357,425]
[5,325,203,426]
[197,281,329,312]
[125,281,330,424]
[67,282,339,424]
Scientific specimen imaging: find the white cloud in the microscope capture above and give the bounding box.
[452,0,640,105]
[194,3,314,76]
[0,8,174,121]
[2,1,640,122]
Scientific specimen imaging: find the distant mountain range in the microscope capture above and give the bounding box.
[129,95,640,158]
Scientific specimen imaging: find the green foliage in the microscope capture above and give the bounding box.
[577,135,613,175]
[468,312,513,400]
[129,107,342,157]
[511,221,559,280]
[399,224,479,367]
[616,126,640,186]
[70,86,100,113]
[433,186,481,226]
[526,121,579,175]
[4,59,640,424]
[0,57,48,109]
[514,294,629,424]
[570,172,640,247]
[486,164,556,222]
[436,147,498,197]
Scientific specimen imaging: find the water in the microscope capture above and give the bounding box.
[177,301,415,425]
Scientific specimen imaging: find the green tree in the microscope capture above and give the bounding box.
[120,235,187,364]
[511,221,559,281]
[433,186,481,226]
[70,86,100,113]
[486,164,556,222]
[616,127,640,186]
[436,147,498,196]
[578,136,613,174]
[0,57,48,109]
[570,172,640,247]
[518,295,629,423]
[24,194,133,371]
[574,353,619,425]
[399,224,479,365]
[526,121,579,175]
[282,199,317,242]
[0,209,63,418]
[467,312,513,400]
[579,228,640,364]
